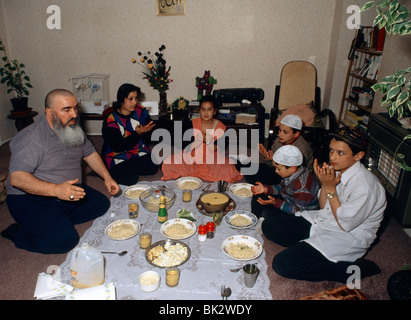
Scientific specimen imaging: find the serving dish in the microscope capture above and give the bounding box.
[160,218,196,240]
[224,210,258,229]
[196,197,236,217]
[174,177,203,191]
[139,186,176,212]
[221,235,262,261]
[228,183,253,198]
[145,239,191,268]
[104,219,141,240]
[199,191,231,213]
[123,184,151,200]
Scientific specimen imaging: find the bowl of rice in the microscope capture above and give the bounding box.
[139,271,161,292]
[140,187,176,212]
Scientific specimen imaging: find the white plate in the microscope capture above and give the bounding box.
[123,184,151,200]
[160,218,197,240]
[228,183,253,198]
[104,219,141,240]
[222,235,262,261]
[174,177,203,191]
[224,210,258,229]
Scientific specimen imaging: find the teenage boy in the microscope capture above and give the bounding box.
[251,145,319,217]
[262,126,387,282]
[244,114,313,185]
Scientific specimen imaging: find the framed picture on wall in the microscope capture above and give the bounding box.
[156,0,186,16]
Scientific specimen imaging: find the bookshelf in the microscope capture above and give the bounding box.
[338,26,385,130]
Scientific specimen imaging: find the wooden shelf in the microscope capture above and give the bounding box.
[338,26,384,127]
[349,71,378,84]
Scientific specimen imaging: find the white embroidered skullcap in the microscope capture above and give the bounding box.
[280,114,303,130]
[273,145,303,167]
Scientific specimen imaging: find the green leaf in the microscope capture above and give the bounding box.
[387,85,401,100]
[361,1,375,12]
[388,105,395,117]
[401,21,411,35]
[396,91,409,105]
[389,0,400,15]
[377,0,391,10]
[396,74,406,86]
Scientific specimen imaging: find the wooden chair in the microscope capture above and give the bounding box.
[267,61,337,164]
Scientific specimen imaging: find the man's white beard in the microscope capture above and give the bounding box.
[52,112,85,148]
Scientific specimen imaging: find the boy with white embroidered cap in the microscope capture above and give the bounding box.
[244,114,314,185]
[262,126,387,283]
[251,145,319,217]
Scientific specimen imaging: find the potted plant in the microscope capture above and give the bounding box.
[0,39,32,112]
[362,1,411,171]
[361,1,411,119]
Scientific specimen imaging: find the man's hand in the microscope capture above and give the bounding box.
[55,178,85,201]
[104,177,120,196]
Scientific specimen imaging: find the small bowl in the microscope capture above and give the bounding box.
[139,271,161,292]
[140,187,176,213]
[199,191,230,213]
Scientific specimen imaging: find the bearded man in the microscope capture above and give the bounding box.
[2,89,120,254]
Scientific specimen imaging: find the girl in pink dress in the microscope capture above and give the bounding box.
[161,95,243,182]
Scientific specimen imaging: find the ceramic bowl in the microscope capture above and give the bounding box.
[139,271,161,292]
[199,191,230,213]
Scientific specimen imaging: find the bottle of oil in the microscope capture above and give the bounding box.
[158,195,168,224]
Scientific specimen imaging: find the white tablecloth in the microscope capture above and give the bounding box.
[59,180,272,300]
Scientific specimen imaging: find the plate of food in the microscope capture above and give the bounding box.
[221,235,262,261]
[145,240,191,268]
[175,177,203,191]
[160,218,197,240]
[123,184,152,200]
[224,210,258,229]
[228,183,253,198]
[104,219,141,240]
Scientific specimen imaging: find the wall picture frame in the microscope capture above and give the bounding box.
[156,0,186,16]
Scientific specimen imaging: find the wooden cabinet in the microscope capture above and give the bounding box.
[338,26,385,129]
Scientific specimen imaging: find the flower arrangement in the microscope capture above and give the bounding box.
[131,44,172,93]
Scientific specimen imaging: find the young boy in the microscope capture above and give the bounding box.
[244,114,314,185]
[262,127,387,283]
[251,145,319,217]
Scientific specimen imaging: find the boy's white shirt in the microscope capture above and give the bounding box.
[296,161,387,262]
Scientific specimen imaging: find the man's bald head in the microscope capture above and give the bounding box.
[45,89,75,110]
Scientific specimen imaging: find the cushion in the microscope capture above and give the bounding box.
[275,103,316,127]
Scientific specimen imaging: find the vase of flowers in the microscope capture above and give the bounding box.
[132,44,172,116]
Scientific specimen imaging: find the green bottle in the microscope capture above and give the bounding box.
[158,195,168,224]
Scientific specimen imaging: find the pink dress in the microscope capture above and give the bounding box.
[161,118,243,182]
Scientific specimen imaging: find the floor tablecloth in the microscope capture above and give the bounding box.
[59,180,272,300]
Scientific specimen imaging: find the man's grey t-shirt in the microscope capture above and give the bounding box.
[6,114,96,195]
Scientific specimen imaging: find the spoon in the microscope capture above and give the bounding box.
[230,263,259,272]
[101,250,127,256]
[221,285,232,300]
